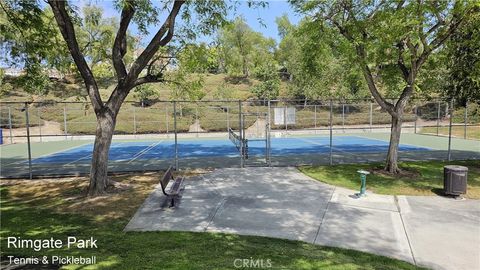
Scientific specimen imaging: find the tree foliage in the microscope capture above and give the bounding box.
[218,17,276,77]
[445,6,480,104]
[290,0,474,173]
[276,16,367,100]
[251,61,280,100]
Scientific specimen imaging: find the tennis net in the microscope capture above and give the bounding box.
[228,128,248,158]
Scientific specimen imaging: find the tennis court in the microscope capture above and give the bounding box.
[2,132,479,178]
[26,136,427,164]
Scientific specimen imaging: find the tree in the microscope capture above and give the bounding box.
[177,43,220,73]
[445,7,480,104]
[2,0,228,195]
[133,84,157,107]
[251,61,280,100]
[276,17,368,101]
[291,0,473,173]
[218,17,276,77]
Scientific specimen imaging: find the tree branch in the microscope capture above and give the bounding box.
[396,41,409,80]
[356,45,396,116]
[126,0,184,84]
[112,0,135,82]
[106,0,185,110]
[47,0,103,114]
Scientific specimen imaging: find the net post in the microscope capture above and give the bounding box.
[464,101,468,139]
[329,99,333,166]
[436,99,441,136]
[8,106,13,144]
[38,107,42,142]
[174,101,178,170]
[239,100,244,168]
[25,102,32,179]
[447,99,454,161]
[63,104,68,140]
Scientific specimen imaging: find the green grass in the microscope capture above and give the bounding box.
[300,160,480,198]
[0,175,425,270]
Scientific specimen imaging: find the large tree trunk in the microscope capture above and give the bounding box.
[385,114,402,173]
[88,112,117,196]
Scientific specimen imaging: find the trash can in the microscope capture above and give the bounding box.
[444,165,468,196]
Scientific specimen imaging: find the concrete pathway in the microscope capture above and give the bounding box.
[125,167,480,270]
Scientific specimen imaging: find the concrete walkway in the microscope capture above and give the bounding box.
[125,167,480,270]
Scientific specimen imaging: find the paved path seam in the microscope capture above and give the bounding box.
[394,195,417,266]
[313,186,336,244]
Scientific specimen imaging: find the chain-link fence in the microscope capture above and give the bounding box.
[1,99,479,178]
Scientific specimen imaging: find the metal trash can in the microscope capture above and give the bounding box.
[444,165,468,196]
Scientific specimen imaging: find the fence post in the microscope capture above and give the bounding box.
[63,105,68,140]
[314,104,317,132]
[37,107,42,142]
[165,104,169,135]
[447,99,453,161]
[414,103,418,134]
[342,103,345,129]
[196,105,199,137]
[226,106,230,133]
[464,101,468,139]
[284,104,287,133]
[25,102,32,179]
[239,100,244,168]
[329,99,333,166]
[173,101,178,170]
[436,99,441,136]
[133,106,137,136]
[8,106,13,144]
[368,100,373,132]
[267,99,271,166]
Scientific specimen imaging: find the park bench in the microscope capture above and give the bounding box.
[160,166,184,207]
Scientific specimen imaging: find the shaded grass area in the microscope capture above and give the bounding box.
[300,160,480,199]
[420,125,480,140]
[0,174,425,270]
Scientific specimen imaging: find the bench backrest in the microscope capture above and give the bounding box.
[160,166,175,195]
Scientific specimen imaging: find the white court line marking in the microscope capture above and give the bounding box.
[352,135,431,150]
[5,141,92,166]
[297,137,365,157]
[127,141,163,163]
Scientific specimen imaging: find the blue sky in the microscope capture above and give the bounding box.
[1,1,301,68]
[87,0,301,44]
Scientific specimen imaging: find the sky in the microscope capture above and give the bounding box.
[86,0,301,44]
[1,1,302,69]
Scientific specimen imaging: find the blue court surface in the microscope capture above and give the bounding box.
[30,136,429,164]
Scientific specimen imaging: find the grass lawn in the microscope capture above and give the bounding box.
[300,160,480,198]
[0,174,426,270]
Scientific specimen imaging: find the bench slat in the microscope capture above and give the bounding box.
[169,177,184,196]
